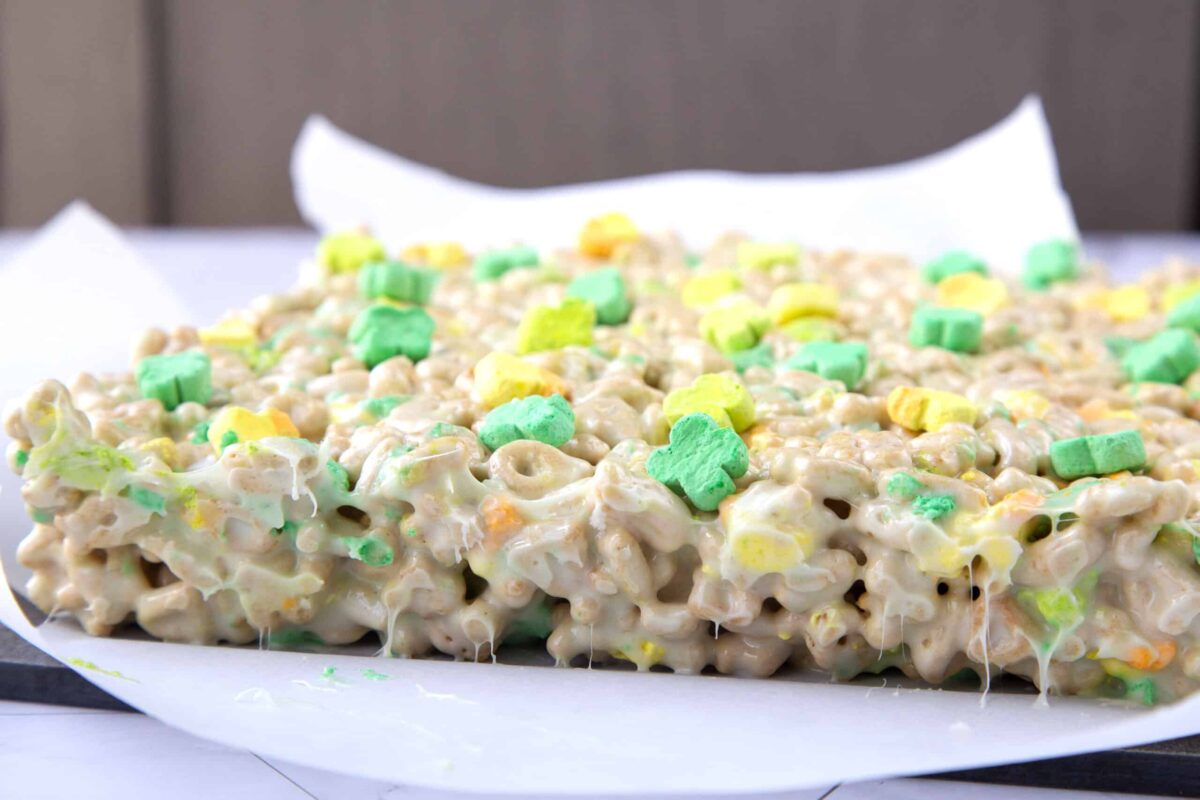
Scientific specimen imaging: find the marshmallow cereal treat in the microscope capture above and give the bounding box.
[11,219,1200,707]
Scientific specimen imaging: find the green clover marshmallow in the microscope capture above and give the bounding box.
[785,341,868,390]
[349,305,435,368]
[566,267,632,325]
[1168,294,1200,333]
[474,245,540,282]
[1023,239,1079,290]
[479,394,576,451]
[922,251,987,284]
[909,306,982,353]
[647,413,749,511]
[358,260,439,304]
[136,351,212,411]
[1122,329,1200,385]
[1049,430,1146,480]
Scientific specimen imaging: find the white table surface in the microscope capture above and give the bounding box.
[0,228,1197,800]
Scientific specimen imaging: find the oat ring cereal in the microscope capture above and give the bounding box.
[10,215,1200,707]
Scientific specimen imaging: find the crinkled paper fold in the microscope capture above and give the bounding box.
[291,95,1077,277]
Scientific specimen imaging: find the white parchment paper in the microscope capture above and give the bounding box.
[2,104,1194,796]
[291,95,1077,277]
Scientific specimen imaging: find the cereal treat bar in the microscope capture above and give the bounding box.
[9,216,1200,706]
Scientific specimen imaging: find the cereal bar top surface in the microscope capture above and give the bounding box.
[8,216,1200,706]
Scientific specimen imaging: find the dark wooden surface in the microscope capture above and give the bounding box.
[0,0,1197,229]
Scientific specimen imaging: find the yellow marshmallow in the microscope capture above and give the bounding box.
[400,241,469,269]
[318,231,385,274]
[579,213,639,258]
[682,270,742,307]
[474,352,569,409]
[199,318,258,349]
[207,406,300,452]
[768,283,838,325]
[887,386,978,432]
[731,531,802,573]
[515,297,595,354]
[1001,389,1050,421]
[1163,280,1200,311]
[328,399,362,426]
[737,242,800,270]
[663,373,756,431]
[936,272,1009,316]
[699,301,770,354]
[1103,285,1150,322]
[140,437,178,469]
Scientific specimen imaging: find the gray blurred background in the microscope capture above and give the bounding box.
[0,0,1197,230]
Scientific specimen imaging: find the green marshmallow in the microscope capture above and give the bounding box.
[886,472,924,498]
[1126,677,1157,706]
[358,260,439,304]
[473,245,540,282]
[922,251,988,284]
[348,304,435,368]
[342,533,394,567]
[785,341,868,389]
[566,267,632,325]
[730,342,775,373]
[1167,293,1200,333]
[1050,430,1146,480]
[646,413,749,511]
[1023,239,1079,290]
[479,394,576,451]
[913,493,956,520]
[361,395,408,419]
[1121,329,1200,384]
[124,485,165,515]
[136,351,212,411]
[909,306,983,353]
